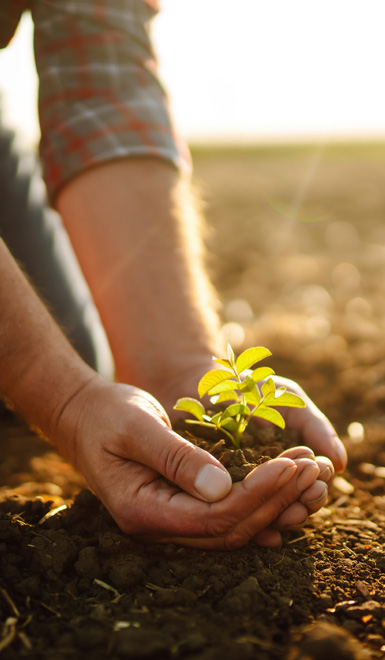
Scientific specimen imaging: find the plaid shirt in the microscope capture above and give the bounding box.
[1,0,190,203]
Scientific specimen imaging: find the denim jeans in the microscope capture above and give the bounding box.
[0,123,114,388]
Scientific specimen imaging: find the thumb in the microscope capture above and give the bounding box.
[124,412,232,502]
[153,426,233,502]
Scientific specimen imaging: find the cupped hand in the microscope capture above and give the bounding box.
[164,366,347,475]
[56,377,323,550]
[252,445,334,547]
[265,375,347,473]
[161,366,343,547]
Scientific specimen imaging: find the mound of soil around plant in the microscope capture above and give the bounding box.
[174,414,302,482]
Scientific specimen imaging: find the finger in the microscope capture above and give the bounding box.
[150,527,284,549]
[252,528,282,548]
[271,470,330,531]
[275,480,328,529]
[291,408,347,473]
[278,446,316,461]
[293,457,332,514]
[215,458,318,548]
[100,454,299,539]
[272,378,347,473]
[158,459,317,549]
[130,457,318,548]
[113,402,232,502]
[279,449,334,484]
[273,501,309,529]
[314,455,334,484]
[299,480,328,513]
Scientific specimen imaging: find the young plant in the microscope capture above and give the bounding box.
[174,344,306,449]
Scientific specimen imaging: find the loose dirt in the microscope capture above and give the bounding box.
[1,144,385,659]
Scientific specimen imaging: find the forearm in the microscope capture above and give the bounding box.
[0,239,96,456]
[56,159,223,403]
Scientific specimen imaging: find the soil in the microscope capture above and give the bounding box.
[2,144,385,659]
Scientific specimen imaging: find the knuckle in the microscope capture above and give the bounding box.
[203,514,235,538]
[113,508,138,535]
[223,528,252,550]
[279,446,315,461]
[109,496,145,535]
[159,438,197,483]
[275,492,298,517]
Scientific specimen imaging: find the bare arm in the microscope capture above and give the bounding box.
[57,158,347,472]
[0,237,94,457]
[56,159,223,412]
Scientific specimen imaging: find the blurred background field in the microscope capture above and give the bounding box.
[191,143,385,437]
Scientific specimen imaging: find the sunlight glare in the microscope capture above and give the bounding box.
[1,1,385,145]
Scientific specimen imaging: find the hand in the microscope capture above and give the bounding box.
[270,375,347,473]
[159,366,342,546]
[253,445,334,547]
[251,374,343,543]
[56,377,322,550]
[162,366,347,475]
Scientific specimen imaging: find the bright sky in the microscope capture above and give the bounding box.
[1,0,385,147]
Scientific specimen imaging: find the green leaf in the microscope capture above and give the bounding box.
[198,369,234,398]
[261,378,276,397]
[250,366,275,382]
[207,378,238,395]
[235,346,272,374]
[173,397,206,421]
[213,357,232,369]
[239,375,261,404]
[210,411,224,425]
[210,390,239,404]
[239,374,256,392]
[220,417,238,432]
[244,389,261,406]
[252,406,286,428]
[227,343,236,368]
[223,403,250,418]
[264,391,306,408]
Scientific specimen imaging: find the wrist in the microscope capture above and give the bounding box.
[0,239,98,456]
[5,337,97,458]
[48,370,103,466]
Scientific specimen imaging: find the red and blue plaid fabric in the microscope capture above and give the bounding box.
[1,0,190,204]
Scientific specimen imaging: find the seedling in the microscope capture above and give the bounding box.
[174,344,306,449]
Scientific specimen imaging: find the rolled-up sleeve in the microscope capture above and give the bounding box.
[31,0,191,204]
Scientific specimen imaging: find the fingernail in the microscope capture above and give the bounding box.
[308,482,328,505]
[276,463,298,488]
[319,466,332,483]
[334,439,348,472]
[290,447,315,460]
[296,462,320,491]
[195,464,232,502]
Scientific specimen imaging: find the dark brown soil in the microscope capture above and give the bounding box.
[2,144,385,659]
[1,417,384,660]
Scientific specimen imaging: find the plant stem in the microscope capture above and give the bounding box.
[185,420,236,445]
[232,366,248,447]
